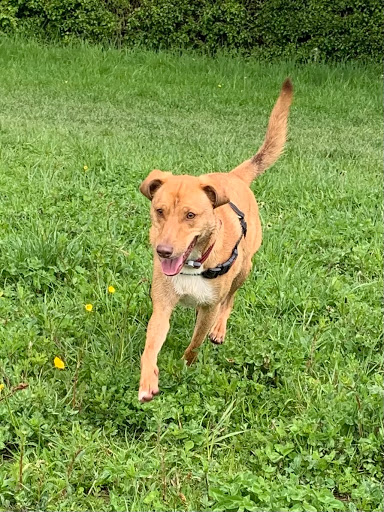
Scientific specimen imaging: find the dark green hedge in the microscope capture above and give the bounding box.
[1,0,382,61]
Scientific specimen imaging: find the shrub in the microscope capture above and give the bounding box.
[1,0,382,61]
[1,0,117,43]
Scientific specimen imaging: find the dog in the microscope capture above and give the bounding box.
[138,79,293,402]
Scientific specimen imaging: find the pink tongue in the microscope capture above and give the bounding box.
[161,256,185,276]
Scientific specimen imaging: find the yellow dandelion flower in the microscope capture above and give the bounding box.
[83,165,88,171]
[0,383,4,391]
[85,303,93,312]
[108,286,116,294]
[54,357,65,370]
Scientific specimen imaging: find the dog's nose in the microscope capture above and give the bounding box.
[156,244,173,258]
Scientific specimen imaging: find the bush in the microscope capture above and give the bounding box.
[1,0,117,43]
[1,0,382,61]
[249,0,383,61]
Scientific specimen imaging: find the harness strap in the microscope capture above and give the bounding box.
[189,202,247,279]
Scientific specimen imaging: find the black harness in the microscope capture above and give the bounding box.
[182,202,247,279]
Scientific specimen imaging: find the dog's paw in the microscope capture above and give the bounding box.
[209,319,226,345]
[183,349,198,366]
[138,365,159,402]
[209,333,225,345]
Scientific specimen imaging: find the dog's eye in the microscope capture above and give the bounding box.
[186,212,195,219]
[156,208,163,216]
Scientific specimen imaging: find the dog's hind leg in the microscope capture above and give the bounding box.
[208,293,235,345]
[183,304,221,365]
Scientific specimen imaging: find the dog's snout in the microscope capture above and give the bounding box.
[156,244,173,258]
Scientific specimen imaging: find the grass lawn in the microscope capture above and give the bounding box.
[0,37,382,511]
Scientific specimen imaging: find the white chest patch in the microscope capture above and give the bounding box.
[169,273,216,307]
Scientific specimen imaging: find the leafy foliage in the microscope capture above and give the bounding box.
[0,0,382,61]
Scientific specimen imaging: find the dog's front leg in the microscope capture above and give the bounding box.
[139,300,175,402]
[183,304,221,366]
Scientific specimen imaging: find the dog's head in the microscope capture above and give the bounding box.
[140,169,228,276]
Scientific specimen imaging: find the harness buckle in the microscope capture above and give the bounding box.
[186,260,201,268]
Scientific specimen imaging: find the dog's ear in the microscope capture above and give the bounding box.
[199,176,230,209]
[140,169,172,200]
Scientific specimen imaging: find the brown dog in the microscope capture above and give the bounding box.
[138,79,293,402]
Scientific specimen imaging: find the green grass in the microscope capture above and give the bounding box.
[0,37,382,512]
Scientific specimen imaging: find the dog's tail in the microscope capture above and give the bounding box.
[230,78,293,185]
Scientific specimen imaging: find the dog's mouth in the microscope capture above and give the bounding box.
[160,237,198,276]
